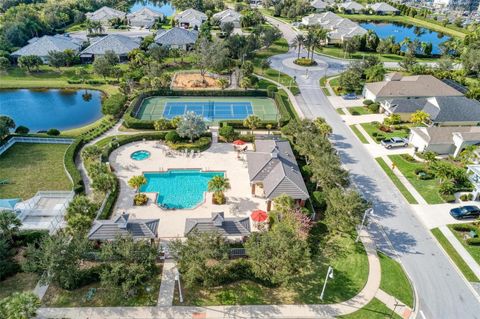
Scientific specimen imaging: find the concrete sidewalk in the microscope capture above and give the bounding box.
[375,289,412,319]
[157,260,177,306]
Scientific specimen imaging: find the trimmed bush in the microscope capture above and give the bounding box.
[363,99,373,106]
[15,126,29,134]
[368,102,380,113]
[134,193,148,205]
[165,131,181,143]
[267,85,278,98]
[294,58,317,66]
[47,128,60,136]
[451,224,478,232]
[466,238,480,246]
[65,139,85,194]
[237,134,255,143]
[400,154,416,162]
[219,124,238,142]
[168,136,212,151]
[459,193,474,201]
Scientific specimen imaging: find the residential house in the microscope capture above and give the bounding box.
[247,139,310,211]
[184,212,251,240]
[310,0,328,12]
[363,73,463,101]
[367,2,400,14]
[80,34,141,62]
[85,6,126,25]
[212,9,242,28]
[466,165,480,199]
[127,7,164,29]
[301,12,367,44]
[409,126,480,156]
[11,35,82,63]
[153,27,198,50]
[175,8,207,29]
[339,1,365,13]
[87,213,159,241]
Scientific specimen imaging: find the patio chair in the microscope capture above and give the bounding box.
[84,288,96,302]
[190,150,195,158]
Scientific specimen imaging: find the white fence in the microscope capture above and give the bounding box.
[0,136,74,156]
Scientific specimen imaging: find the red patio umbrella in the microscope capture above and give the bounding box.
[251,209,268,222]
[233,140,246,146]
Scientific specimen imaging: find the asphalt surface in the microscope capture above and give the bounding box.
[268,49,480,318]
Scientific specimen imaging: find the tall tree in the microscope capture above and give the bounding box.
[243,115,262,134]
[176,111,207,142]
[0,115,15,138]
[0,211,22,243]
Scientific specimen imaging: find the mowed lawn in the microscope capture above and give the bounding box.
[378,252,414,308]
[0,143,72,199]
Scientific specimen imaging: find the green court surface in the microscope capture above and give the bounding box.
[135,96,279,122]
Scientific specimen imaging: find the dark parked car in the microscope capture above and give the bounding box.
[449,205,480,219]
[381,137,409,149]
[342,93,357,100]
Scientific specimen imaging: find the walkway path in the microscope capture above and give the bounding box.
[375,289,412,319]
[439,225,480,279]
[157,260,177,306]
[38,229,384,319]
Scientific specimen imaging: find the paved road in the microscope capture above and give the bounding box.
[269,49,480,318]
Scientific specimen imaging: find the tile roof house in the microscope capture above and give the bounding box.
[301,12,367,43]
[175,8,207,29]
[127,7,164,28]
[409,126,480,157]
[212,9,242,28]
[87,214,159,241]
[85,6,126,25]
[310,0,328,11]
[247,139,309,211]
[80,34,141,61]
[11,35,82,62]
[367,2,400,14]
[339,1,365,13]
[184,212,251,239]
[153,27,198,50]
[363,74,464,101]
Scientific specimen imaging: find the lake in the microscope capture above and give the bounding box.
[359,22,450,55]
[129,0,175,17]
[0,89,103,132]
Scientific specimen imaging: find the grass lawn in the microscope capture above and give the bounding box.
[431,228,479,282]
[347,106,373,116]
[1,65,119,95]
[174,227,369,306]
[350,125,369,144]
[378,252,414,308]
[336,108,346,115]
[448,224,480,266]
[329,77,341,95]
[42,265,162,307]
[321,87,331,96]
[388,155,444,204]
[0,143,72,199]
[375,158,418,204]
[0,272,39,299]
[360,123,410,144]
[339,298,401,319]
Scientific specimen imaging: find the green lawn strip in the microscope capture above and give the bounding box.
[336,108,346,115]
[388,155,444,204]
[447,225,480,266]
[277,89,300,121]
[378,252,414,308]
[329,77,341,95]
[347,106,373,116]
[375,158,418,204]
[349,125,369,144]
[174,230,369,306]
[431,228,480,282]
[321,87,331,96]
[0,143,72,199]
[318,46,437,63]
[0,272,39,299]
[340,14,467,38]
[360,123,410,144]
[339,297,402,319]
[42,264,162,307]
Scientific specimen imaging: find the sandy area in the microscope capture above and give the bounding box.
[172,73,224,90]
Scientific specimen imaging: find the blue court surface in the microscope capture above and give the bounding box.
[163,101,253,120]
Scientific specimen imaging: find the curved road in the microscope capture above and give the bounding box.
[268,45,480,319]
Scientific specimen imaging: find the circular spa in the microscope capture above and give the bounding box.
[130,150,151,161]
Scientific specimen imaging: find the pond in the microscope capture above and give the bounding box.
[359,21,450,55]
[0,89,103,132]
[129,0,175,17]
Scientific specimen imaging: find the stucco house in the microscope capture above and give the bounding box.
[339,1,365,13]
[301,12,367,44]
[184,212,251,240]
[127,7,164,28]
[80,34,141,62]
[367,2,400,15]
[247,139,309,211]
[85,6,126,25]
[175,8,207,29]
[87,213,159,241]
[212,9,242,28]
[310,0,328,12]
[153,27,198,50]
[11,35,82,63]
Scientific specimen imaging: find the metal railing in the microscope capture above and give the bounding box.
[0,136,74,156]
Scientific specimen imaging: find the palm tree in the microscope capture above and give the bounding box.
[0,211,22,243]
[243,115,262,135]
[311,27,327,57]
[291,34,305,59]
[128,175,147,193]
[313,117,332,137]
[208,176,231,204]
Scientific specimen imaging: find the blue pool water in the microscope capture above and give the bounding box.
[129,1,175,16]
[141,170,224,209]
[359,22,450,55]
[131,150,151,161]
[0,89,103,132]
[163,101,253,121]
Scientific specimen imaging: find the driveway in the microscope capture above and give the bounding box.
[412,203,480,230]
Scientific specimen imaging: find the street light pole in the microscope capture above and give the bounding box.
[356,208,373,243]
[320,266,334,300]
[175,269,183,303]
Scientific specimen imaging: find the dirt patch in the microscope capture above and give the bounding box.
[172,73,226,90]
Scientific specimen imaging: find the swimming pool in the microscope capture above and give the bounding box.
[131,150,151,161]
[140,170,224,209]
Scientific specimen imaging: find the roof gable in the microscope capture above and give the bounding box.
[81,35,140,55]
[12,35,81,57]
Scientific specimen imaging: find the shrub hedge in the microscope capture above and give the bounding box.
[168,136,212,151]
[97,178,119,220]
[451,224,478,232]
[466,238,480,245]
[64,139,85,194]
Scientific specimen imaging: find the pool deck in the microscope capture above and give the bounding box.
[109,141,265,238]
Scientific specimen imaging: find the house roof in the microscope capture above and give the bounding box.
[81,34,140,56]
[365,75,464,99]
[383,98,428,113]
[11,35,81,58]
[411,126,480,145]
[368,2,399,12]
[86,6,125,21]
[329,25,367,40]
[423,96,480,123]
[175,8,207,23]
[154,27,198,46]
[127,7,163,27]
[184,212,251,237]
[247,139,309,200]
[212,9,241,23]
[87,214,159,240]
[340,1,365,10]
[311,0,328,9]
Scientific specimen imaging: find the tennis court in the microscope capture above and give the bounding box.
[135,96,279,122]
